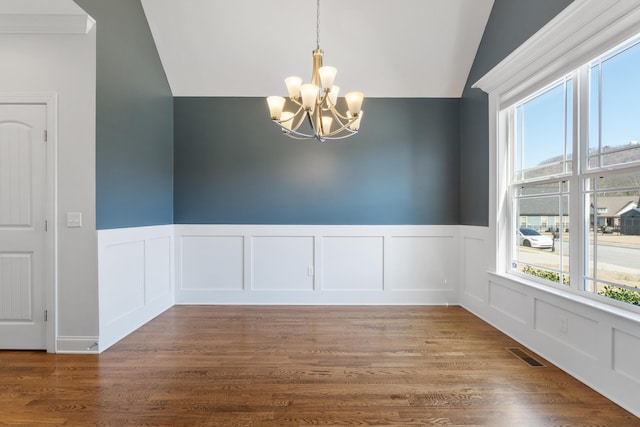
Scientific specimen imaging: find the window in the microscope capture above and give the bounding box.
[506,35,640,308]
[520,216,527,228]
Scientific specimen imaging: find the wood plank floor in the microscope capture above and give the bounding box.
[1,306,637,426]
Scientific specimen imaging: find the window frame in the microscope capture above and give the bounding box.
[473,0,640,312]
[506,56,640,308]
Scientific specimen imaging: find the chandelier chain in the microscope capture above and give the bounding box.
[316,0,320,49]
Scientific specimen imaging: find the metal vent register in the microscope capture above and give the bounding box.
[507,347,546,367]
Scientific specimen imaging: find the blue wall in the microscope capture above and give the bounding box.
[78,0,577,228]
[174,97,460,224]
[459,0,574,226]
[75,0,174,229]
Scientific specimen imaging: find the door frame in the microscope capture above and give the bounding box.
[0,93,58,352]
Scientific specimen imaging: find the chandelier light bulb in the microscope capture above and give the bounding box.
[321,116,333,135]
[345,91,364,116]
[328,85,340,105]
[348,110,364,131]
[285,76,302,99]
[318,66,337,91]
[300,84,319,110]
[266,96,285,119]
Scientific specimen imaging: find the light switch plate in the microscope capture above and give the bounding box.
[66,212,82,228]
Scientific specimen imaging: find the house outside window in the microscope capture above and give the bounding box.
[520,216,527,228]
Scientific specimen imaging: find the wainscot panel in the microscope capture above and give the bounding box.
[100,240,145,321]
[145,237,173,303]
[534,299,598,359]
[459,225,640,418]
[97,225,174,352]
[488,280,527,325]
[613,328,640,384]
[322,236,384,291]
[180,235,244,290]
[174,225,459,305]
[252,236,315,291]
[460,229,489,305]
[389,236,455,291]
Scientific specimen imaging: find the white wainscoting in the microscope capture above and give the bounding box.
[459,225,640,418]
[174,225,459,305]
[97,225,174,352]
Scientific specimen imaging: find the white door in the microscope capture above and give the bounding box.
[0,104,48,350]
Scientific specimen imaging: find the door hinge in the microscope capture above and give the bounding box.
[44,310,48,322]
[44,130,48,142]
[45,220,48,232]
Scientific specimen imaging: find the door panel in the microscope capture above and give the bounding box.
[0,104,47,350]
[0,123,33,226]
[0,254,33,320]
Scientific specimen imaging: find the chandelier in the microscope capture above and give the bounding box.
[266,0,364,142]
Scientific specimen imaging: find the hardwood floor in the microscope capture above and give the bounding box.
[1,306,637,426]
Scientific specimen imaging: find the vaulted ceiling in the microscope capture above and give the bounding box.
[140,0,494,98]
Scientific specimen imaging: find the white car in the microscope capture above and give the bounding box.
[518,228,553,249]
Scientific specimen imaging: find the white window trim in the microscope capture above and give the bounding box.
[474,0,640,283]
[475,0,640,107]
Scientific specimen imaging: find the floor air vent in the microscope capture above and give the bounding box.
[507,347,545,367]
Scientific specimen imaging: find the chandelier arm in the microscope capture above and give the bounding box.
[271,121,320,140]
[320,98,359,127]
[306,110,323,142]
[326,103,356,121]
[318,91,329,106]
[271,102,359,140]
[326,105,348,124]
[292,127,355,140]
[291,108,307,132]
[273,105,306,132]
[324,123,358,138]
[272,119,356,141]
[292,101,357,138]
[292,104,305,116]
[328,106,360,130]
[284,132,318,141]
[319,132,357,140]
[316,106,328,136]
[325,108,359,137]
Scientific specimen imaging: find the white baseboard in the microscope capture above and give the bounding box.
[56,336,99,354]
[176,290,458,306]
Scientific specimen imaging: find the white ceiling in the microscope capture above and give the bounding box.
[141,0,494,98]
